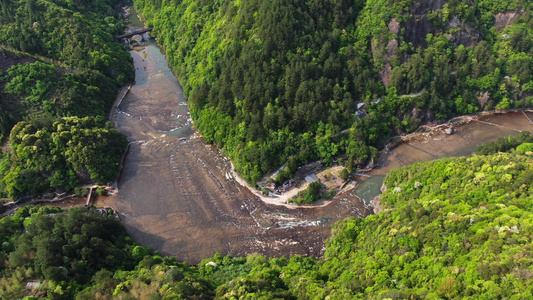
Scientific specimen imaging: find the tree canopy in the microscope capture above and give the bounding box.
[0,0,133,199]
[1,116,127,199]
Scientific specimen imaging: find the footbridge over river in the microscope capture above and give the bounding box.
[115,27,153,40]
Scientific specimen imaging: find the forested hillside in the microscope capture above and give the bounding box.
[134,0,533,183]
[0,206,145,299]
[1,141,532,298]
[0,0,134,199]
[0,0,133,83]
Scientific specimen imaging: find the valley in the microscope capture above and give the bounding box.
[106,7,533,263]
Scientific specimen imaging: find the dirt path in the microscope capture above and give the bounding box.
[228,162,341,209]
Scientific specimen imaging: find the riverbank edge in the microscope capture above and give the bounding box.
[0,84,135,218]
[109,6,533,211]
[401,108,533,144]
[108,84,131,125]
[232,108,533,210]
[367,108,533,213]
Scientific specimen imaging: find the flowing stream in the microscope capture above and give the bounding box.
[354,111,533,203]
[108,5,533,264]
[107,5,372,264]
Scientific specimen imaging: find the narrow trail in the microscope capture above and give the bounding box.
[370,87,427,104]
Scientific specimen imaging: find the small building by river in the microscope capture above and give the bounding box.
[304,174,320,183]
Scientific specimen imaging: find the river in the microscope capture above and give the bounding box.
[108,5,533,264]
[108,6,371,264]
[354,111,533,204]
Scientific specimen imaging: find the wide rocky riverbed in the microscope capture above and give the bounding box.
[109,38,371,263]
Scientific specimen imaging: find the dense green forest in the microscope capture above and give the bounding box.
[0,0,133,83]
[133,0,533,184]
[0,0,134,199]
[2,117,127,199]
[1,140,532,298]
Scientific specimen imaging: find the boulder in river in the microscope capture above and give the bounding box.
[132,34,143,43]
[444,127,455,135]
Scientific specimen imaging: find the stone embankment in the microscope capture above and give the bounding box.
[108,85,131,124]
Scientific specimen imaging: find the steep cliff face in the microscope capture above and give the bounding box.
[405,0,445,48]
[447,16,480,47]
[374,0,486,86]
[369,0,531,111]
[494,11,522,30]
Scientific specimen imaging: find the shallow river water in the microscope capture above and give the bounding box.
[108,8,533,263]
[354,111,533,203]
[109,24,371,264]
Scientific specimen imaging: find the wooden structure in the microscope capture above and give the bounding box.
[86,186,94,206]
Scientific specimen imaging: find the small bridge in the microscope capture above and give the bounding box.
[86,186,94,206]
[115,27,153,40]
